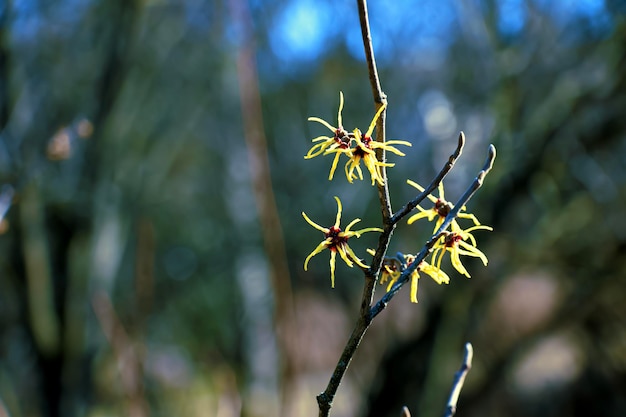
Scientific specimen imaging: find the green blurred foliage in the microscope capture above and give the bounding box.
[0,1,625,417]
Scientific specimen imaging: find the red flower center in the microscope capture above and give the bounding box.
[334,128,351,149]
[325,226,349,250]
[351,136,373,159]
[435,199,452,217]
[444,233,463,248]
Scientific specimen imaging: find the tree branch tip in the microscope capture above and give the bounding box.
[447,131,464,161]
[464,342,474,365]
[401,405,411,417]
[486,144,496,166]
[457,131,465,152]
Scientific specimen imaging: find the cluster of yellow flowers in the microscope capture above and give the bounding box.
[305,92,411,186]
[375,181,492,302]
[302,92,491,302]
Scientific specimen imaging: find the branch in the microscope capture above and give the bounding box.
[357,0,383,103]
[316,2,388,415]
[371,144,496,319]
[444,343,474,417]
[391,132,465,225]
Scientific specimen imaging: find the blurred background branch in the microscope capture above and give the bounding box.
[229,0,296,415]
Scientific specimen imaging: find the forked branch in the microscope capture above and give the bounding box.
[371,145,496,319]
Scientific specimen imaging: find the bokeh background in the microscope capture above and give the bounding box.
[1,1,625,416]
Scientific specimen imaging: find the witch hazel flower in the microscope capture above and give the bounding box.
[339,103,412,186]
[305,92,353,180]
[431,224,493,278]
[407,180,481,233]
[302,196,382,287]
[370,250,450,303]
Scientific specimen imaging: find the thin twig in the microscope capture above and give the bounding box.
[371,145,496,319]
[390,132,465,225]
[444,343,474,417]
[401,405,412,417]
[357,0,383,103]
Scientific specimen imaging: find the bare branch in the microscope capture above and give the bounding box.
[357,0,383,104]
[444,343,474,417]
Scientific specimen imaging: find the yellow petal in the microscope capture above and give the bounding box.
[304,240,330,271]
[329,250,337,287]
[410,272,419,303]
[337,91,344,127]
[407,210,433,225]
[333,196,342,227]
[328,151,342,180]
[433,246,446,271]
[381,145,406,156]
[343,244,368,269]
[302,212,328,233]
[336,244,354,267]
[450,249,470,277]
[365,102,387,138]
[458,212,481,226]
[352,227,383,236]
[457,242,489,265]
[343,218,362,233]
[308,116,336,133]
[305,140,332,159]
[386,140,412,147]
[420,262,450,284]
[407,179,425,192]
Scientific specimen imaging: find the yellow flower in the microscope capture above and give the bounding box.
[431,225,493,278]
[337,103,411,186]
[303,196,383,287]
[374,251,450,303]
[305,92,353,180]
[407,180,481,232]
